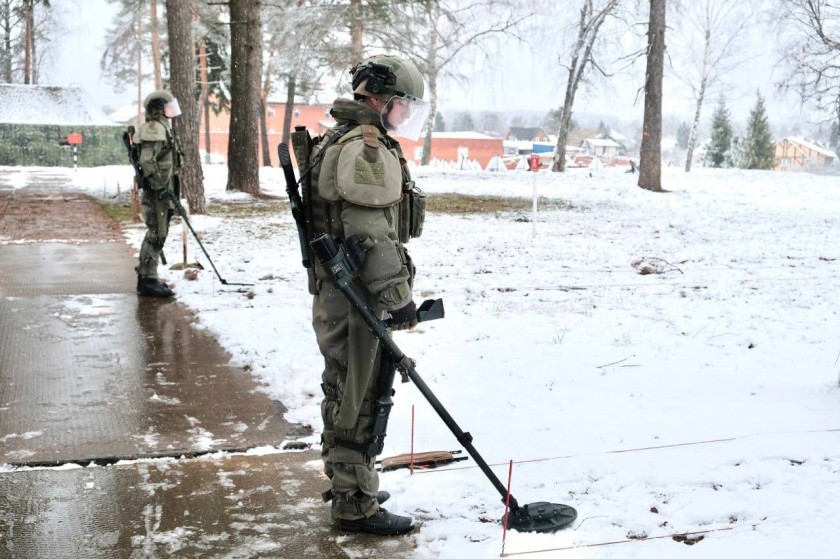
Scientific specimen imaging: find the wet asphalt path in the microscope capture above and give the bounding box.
[0,172,416,558]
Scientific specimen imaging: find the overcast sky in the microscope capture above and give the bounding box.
[42,0,807,131]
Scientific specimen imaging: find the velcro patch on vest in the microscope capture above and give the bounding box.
[361,125,380,148]
[354,159,386,186]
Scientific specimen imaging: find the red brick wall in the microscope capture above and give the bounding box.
[200,103,504,169]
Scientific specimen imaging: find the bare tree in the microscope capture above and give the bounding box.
[226,0,263,195]
[383,0,531,166]
[777,0,840,132]
[549,0,620,172]
[638,0,666,192]
[672,0,752,172]
[165,0,205,214]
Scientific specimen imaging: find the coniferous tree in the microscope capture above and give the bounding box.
[434,112,445,132]
[677,122,690,149]
[741,90,775,170]
[705,97,732,167]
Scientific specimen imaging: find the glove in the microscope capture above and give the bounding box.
[156,184,174,202]
[388,300,417,331]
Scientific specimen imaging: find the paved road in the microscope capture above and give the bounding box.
[0,172,416,558]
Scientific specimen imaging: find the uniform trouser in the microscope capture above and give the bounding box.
[313,280,385,521]
[137,188,172,279]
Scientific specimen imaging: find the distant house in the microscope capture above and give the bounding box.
[775,137,836,171]
[580,138,620,157]
[505,126,549,142]
[0,84,123,167]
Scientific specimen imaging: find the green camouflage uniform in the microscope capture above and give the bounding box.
[309,98,415,521]
[135,115,181,280]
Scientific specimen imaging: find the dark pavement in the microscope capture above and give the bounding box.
[0,172,416,558]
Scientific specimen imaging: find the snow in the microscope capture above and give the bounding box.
[6,161,840,557]
[0,84,114,126]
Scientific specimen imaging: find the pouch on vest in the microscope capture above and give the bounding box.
[397,180,426,243]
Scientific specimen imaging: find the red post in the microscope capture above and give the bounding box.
[502,459,513,552]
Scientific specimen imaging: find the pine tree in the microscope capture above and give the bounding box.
[677,122,690,149]
[705,97,732,167]
[741,90,776,170]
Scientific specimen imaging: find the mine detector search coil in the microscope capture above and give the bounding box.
[122,126,253,288]
[309,233,578,534]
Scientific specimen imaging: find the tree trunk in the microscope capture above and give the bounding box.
[282,75,295,147]
[29,2,36,83]
[259,96,271,166]
[151,0,163,89]
[23,1,31,84]
[2,0,11,82]
[226,0,262,195]
[684,76,706,172]
[420,3,439,166]
[259,64,272,167]
[166,0,206,214]
[684,28,711,173]
[198,36,211,164]
[350,0,363,62]
[638,0,666,192]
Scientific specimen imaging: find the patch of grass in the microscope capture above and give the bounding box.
[207,200,287,218]
[99,200,135,223]
[428,193,574,215]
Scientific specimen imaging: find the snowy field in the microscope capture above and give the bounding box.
[6,161,840,558]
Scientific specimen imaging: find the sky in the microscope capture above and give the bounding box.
[41,0,811,132]
[4,160,839,557]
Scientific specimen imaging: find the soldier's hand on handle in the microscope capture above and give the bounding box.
[387,300,418,331]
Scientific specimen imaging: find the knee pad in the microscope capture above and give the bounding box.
[146,236,166,250]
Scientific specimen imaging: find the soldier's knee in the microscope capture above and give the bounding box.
[145,236,166,250]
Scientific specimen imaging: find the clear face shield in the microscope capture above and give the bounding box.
[380,94,430,141]
[164,98,182,118]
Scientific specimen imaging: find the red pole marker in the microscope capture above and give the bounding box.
[502,459,514,553]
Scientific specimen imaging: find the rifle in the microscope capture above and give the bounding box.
[278,143,311,268]
[122,126,144,190]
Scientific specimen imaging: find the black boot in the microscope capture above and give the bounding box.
[337,508,414,536]
[137,277,174,297]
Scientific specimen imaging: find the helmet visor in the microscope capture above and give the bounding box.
[381,95,429,141]
[164,98,182,118]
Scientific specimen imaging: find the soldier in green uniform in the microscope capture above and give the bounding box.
[299,54,429,535]
[133,89,183,297]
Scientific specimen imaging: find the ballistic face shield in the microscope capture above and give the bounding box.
[381,94,429,141]
[164,98,182,118]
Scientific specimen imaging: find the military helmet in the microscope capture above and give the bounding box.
[143,89,181,118]
[143,90,174,111]
[351,55,424,101]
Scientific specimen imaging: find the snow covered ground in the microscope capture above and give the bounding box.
[7,162,840,558]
